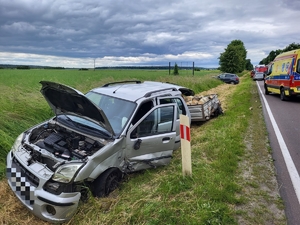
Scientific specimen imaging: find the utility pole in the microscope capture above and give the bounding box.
[94,58,96,71]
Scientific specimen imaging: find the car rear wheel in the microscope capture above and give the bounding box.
[280,88,289,101]
[93,168,122,197]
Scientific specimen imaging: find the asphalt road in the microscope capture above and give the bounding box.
[257,81,300,225]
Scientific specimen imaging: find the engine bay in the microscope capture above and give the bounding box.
[28,121,104,161]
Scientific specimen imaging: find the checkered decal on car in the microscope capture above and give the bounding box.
[7,167,35,205]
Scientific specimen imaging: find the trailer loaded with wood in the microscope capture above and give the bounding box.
[183,94,223,122]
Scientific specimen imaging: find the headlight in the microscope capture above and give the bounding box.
[52,163,84,183]
[12,133,24,152]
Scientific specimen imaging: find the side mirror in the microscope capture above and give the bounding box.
[134,139,142,150]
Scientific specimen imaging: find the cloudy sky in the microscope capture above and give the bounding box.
[0,0,299,68]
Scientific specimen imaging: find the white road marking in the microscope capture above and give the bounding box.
[257,82,300,204]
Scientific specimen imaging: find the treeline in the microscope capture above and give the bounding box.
[0,64,212,70]
[0,64,65,69]
[44,67,65,69]
[95,66,208,70]
[259,42,300,65]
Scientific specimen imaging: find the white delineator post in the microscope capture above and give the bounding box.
[180,114,192,176]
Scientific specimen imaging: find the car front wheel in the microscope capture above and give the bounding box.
[264,84,270,95]
[93,168,122,197]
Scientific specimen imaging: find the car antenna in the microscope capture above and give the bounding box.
[113,85,123,94]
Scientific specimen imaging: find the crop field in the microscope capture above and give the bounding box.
[0,69,286,224]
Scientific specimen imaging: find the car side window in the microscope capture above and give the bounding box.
[297,59,300,73]
[159,97,186,119]
[130,105,175,138]
[131,101,153,125]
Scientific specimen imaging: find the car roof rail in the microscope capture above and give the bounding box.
[144,88,177,97]
[102,80,142,87]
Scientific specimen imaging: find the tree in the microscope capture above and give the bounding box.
[259,49,282,65]
[259,43,300,65]
[283,42,300,52]
[245,59,253,70]
[173,63,179,75]
[219,40,247,73]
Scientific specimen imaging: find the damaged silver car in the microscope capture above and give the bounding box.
[6,80,194,223]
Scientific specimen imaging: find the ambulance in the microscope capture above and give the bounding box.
[264,49,300,100]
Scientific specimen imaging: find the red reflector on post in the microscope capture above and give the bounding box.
[180,124,190,142]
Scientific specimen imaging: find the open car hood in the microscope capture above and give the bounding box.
[40,81,114,136]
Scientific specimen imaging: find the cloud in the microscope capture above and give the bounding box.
[0,0,299,68]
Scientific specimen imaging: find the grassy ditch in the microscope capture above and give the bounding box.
[0,70,286,224]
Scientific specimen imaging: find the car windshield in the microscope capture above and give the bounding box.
[85,91,136,136]
[57,114,112,137]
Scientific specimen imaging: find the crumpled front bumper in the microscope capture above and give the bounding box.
[6,151,81,223]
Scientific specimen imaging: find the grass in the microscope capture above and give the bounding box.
[0,69,286,224]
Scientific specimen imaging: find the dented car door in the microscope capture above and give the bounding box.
[125,104,177,171]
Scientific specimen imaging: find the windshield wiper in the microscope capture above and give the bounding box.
[76,123,111,138]
[61,115,81,129]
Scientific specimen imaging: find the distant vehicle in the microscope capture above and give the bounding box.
[255,65,268,74]
[217,73,239,84]
[253,72,264,81]
[264,49,300,100]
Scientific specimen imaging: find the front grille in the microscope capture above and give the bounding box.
[7,156,39,206]
[12,157,39,187]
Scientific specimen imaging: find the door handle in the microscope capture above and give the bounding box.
[162,137,171,141]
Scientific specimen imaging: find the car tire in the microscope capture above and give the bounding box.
[280,88,289,101]
[230,81,235,85]
[93,168,122,197]
[264,84,270,95]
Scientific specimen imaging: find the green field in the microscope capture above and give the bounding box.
[0,69,286,224]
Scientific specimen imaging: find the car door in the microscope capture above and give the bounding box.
[157,96,190,150]
[125,103,177,171]
[224,74,231,83]
[218,74,225,82]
